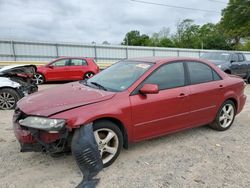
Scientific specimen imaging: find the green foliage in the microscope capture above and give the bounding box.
[122,30,151,46]
[199,23,231,50]
[237,39,250,51]
[121,2,250,51]
[220,0,250,46]
[172,19,201,49]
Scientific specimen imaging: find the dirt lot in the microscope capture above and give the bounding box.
[0,84,250,188]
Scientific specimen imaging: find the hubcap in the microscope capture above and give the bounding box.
[0,92,16,110]
[94,128,119,165]
[34,74,44,84]
[85,73,94,79]
[219,104,235,128]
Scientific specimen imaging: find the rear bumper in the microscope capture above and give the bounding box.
[237,94,247,114]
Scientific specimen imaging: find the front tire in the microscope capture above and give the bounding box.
[0,88,20,110]
[209,100,236,131]
[93,120,123,167]
[34,73,45,84]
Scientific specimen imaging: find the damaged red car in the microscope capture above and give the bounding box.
[13,57,246,167]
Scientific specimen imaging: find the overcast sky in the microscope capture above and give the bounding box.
[0,0,228,44]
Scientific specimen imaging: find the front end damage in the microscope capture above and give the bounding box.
[0,65,38,97]
[13,108,71,154]
[13,109,103,187]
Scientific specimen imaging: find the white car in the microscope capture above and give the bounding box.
[0,65,38,110]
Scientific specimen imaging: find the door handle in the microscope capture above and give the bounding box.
[219,85,224,89]
[178,93,186,98]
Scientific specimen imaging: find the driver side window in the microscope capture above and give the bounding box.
[53,59,69,67]
[144,62,185,90]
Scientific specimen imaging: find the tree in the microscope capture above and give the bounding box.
[122,30,150,46]
[102,41,110,45]
[199,23,231,50]
[220,0,250,47]
[238,39,250,51]
[172,19,201,49]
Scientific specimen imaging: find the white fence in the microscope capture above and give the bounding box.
[0,39,250,64]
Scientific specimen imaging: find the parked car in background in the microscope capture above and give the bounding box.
[201,52,250,83]
[14,57,246,167]
[35,57,99,84]
[0,65,38,110]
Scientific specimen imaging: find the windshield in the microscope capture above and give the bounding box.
[201,52,230,61]
[86,61,153,92]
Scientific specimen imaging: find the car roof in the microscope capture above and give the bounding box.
[126,56,206,64]
[54,57,94,60]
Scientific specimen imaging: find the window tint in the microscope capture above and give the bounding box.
[71,59,87,66]
[187,62,213,84]
[144,62,185,90]
[212,70,221,81]
[231,54,239,62]
[53,59,69,67]
[238,54,244,62]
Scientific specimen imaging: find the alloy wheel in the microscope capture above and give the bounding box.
[219,103,235,128]
[0,92,16,110]
[94,128,119,165]
[85,72,94,79]
[34,74,44,84]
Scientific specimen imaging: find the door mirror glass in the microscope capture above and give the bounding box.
[139,84,159,94]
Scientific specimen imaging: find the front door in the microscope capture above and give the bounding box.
[46,59,70,81]
[130,62,191,141]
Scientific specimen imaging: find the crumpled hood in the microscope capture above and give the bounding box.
[17,82,115,116]
[0,64,37,76]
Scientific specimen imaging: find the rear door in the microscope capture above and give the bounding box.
[186,61,224,126]
[46,59,70,81]
[237,53,248,78]
[68,59,88,80]
[230,54,242,76]
[130,62,191,141]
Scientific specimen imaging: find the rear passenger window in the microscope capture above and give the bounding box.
[71,59,88,66]
[238,54,244,62]
[144,62,185,90]
[212,70,221,81]
[187,62,213,84]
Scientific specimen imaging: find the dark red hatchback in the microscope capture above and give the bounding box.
[13,57,246,167]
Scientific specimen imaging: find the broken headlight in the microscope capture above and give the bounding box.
[19,116,65,132]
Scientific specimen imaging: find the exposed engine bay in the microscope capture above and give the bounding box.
[0,65,38,110]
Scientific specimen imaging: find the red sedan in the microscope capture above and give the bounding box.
[14,57,246,167]
[34,57,99,84]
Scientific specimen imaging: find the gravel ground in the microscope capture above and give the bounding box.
[0,84,250,188]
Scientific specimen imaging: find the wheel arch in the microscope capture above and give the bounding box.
[93,117,129,149]
[225,97,238,112]
[36,72,46,81]
[0,86,21,97]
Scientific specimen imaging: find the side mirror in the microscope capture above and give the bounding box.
[139,84,159,95]
[47,65,54,69]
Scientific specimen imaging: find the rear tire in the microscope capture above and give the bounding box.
[93,120,123,167]
[209,100,236,131]
[0,88,20,110]
[84,72,94,79]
